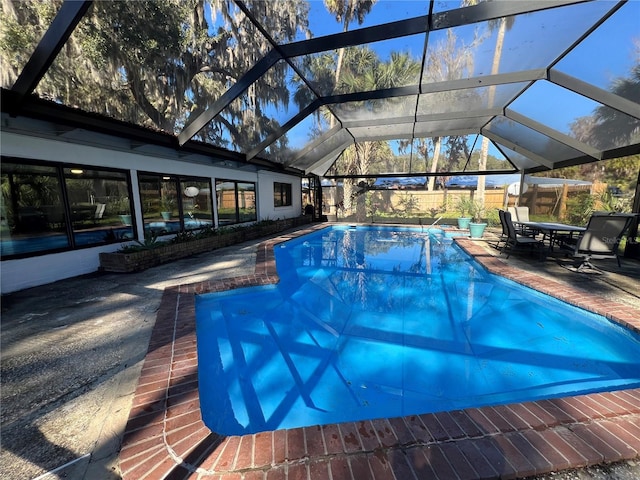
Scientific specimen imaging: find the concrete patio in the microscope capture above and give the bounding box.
[1,225,639,480]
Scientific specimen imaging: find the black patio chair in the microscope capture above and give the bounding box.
[565,212,635,272]
[500,210,544,259]
[495,209,509,250]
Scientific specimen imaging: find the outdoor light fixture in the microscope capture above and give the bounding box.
[70,169,84,174]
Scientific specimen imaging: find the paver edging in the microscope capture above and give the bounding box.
[119,227,640,479]
[454,237,640,334]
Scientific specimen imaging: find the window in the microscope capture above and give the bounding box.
[1,158,133,258]
[181,177,214,230]
[64,167,133,246]
[138,173,213,235]
[139,173,179,235]
[1,162,69,256]
[274,182,292,207]
[216,180,256,225]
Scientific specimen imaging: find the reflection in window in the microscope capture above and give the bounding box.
[138,173,213,235]
[182,178,213,230]
[274,182,292,207]
[216,180,256,226]
[139,173,180,235]
[64,167,134,246]
[1,160,133,258]
[1,162,69,256]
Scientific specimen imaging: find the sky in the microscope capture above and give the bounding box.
[205,0,638,165]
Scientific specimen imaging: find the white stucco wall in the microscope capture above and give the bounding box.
[1,128,302,294]
[1,245,116,294]
[257,170,303,221]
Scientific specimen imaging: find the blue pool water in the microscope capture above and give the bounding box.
[195,226,640,435]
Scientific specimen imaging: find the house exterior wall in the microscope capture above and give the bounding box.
[257,170,303,220]
[0,128,302,294]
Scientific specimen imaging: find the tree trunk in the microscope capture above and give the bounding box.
[330,15,351,128]
[476,136,490,204]
[343,179,354,213]
[477,18,507,206]
[427,137,442,191]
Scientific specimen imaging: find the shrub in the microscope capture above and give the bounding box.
[454,196,475,217]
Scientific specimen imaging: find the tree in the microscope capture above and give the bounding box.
[567,51,640,192]
[569,64,640,154]
[460,0,515,206]
[1,1,60,88]
[591,64,640,150]
[0,0,310,150]
[421,28,482,190]
[332,49,421,211]
[323,0,376,94]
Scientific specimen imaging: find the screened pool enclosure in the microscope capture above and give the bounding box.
[2,0,639,175]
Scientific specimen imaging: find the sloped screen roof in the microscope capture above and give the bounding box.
[1,0,639,177]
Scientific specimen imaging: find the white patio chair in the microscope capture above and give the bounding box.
[507,206,538,237]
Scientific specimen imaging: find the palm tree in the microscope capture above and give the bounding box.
[323,0,376,126]
[422,28,481,190]
[323,0,376,84]
[461,0,515,206]
[335,50,421,212]
[592,64,640,149]
[590,63,640,248]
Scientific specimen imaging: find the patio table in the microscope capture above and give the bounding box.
[518,221,585,252]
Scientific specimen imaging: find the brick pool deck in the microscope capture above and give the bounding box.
[119,225,640,479]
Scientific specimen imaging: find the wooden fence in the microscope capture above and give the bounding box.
[323,182,601,220]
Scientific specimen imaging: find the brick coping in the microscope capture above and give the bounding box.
[119,225,640,479]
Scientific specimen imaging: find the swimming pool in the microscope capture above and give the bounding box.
[195,225,640,435]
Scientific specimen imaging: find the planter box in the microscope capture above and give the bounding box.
[99,216,311,273]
